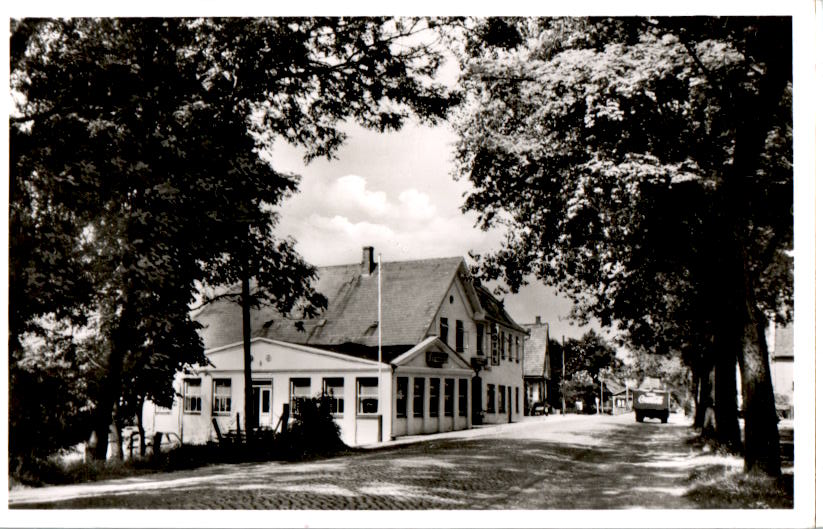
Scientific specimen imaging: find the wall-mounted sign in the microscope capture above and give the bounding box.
[426,350,448,367]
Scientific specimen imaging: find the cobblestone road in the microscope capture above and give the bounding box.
[10,413,733,509]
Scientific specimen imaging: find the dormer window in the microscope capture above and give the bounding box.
[440,317,448,342]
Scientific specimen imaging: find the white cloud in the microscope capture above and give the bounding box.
[330,174,389,218]
[398,189,437,220]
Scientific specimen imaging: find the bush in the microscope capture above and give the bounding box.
[10,396,349,487]
[276,395,347,461]
[10,364,93,471]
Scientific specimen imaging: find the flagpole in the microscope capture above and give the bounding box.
[377,253,382,441]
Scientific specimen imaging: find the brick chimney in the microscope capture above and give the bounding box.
[361,246,376,276]
[535,316,542,324]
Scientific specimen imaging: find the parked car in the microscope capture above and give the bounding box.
[530,402,552,416]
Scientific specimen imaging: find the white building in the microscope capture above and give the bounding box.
[144,247,525,446]
[521,316,551,415]
[766,321,793,417]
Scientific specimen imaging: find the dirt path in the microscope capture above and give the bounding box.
[10,413,741,509]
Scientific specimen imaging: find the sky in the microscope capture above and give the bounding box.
[268,118,600,341]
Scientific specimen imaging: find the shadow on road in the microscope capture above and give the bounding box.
[15,418,774,510]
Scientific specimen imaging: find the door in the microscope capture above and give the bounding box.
[471,376,483,424]
[507,386,512,423]
[252,380,272,428]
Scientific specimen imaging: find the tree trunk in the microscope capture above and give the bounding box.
[111,422,123,461]
[241,249,255,443]
[692,364,708,429]
[109,398,124,461]
[87,305,128,461]
[136,395,146,457]
[738,291,781,475]
[711,338,742,452]
[87,364,122,461]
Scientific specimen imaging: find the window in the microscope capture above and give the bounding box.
[429,378,440,417]
[212,379,231,415]
[183,379,202,413]
[491,327,499,365]
[444,378,455,417]
[458,379,468,417]
[515,387,520,414]
[476,323,484,355]
[498,384,506,413]
[413,377,425,417]
[440,317,449,342]
[487,384,496,413]
[357,377,379,414]
[508,334,513,361]
[500,333,505,361]
[456,320,464,353]
[290,378,312,416]
[515,337,520,363]
[322,377,345,415]
[396,377,408,418]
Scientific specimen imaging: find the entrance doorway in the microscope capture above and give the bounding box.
[472,376,483,424]
[252,380,272,429]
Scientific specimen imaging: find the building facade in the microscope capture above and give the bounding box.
[767,321,793,417]
[143,247,524,446]
[521,316,551,415]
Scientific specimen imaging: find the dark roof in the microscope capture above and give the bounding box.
[196,256,466,352]
[521,322,550,378]
[603,377,628,395]
[773,322,793,359]
[475,285,527,334]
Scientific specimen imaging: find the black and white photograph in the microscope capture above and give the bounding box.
[4,2,818,527]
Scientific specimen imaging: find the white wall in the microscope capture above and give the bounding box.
[143,340,392,447]
[427,279,479,357]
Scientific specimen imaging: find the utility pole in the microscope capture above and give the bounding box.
[561,335,566,415]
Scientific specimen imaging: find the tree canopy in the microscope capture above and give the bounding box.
[453,16,792,474]
[10,17,457,462]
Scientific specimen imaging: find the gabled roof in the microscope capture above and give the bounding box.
[603,376,628,395]
[521,322,550,378]
[475,285,527,334]
[196,256,467,352]
[391,335,473,370]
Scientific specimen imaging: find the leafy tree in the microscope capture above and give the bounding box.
[10,17,456,460]
[453,17,791,474]
[561,330,620,382]
[550,331,620,412]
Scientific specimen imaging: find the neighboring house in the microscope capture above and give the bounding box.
[603,377,631,415]
[767,321,794,417]
[472,285,528,424]
[521,316,551,415]
[143,247,525,447]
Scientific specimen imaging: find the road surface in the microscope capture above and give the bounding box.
[10,412,738,509]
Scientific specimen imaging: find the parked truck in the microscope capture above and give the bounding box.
[632,389,670,423]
